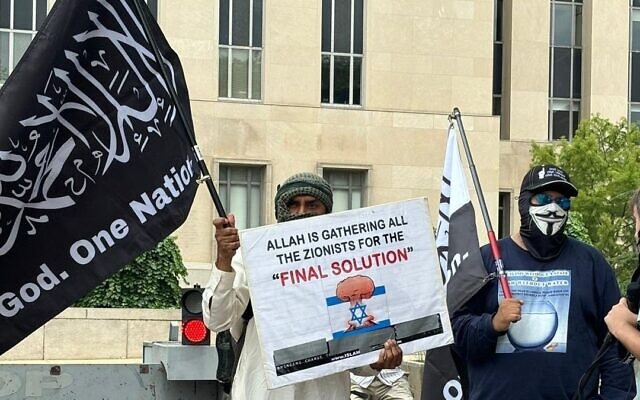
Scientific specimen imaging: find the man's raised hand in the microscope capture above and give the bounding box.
[213,214,239,272]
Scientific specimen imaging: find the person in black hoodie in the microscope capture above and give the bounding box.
[452,165,635,400]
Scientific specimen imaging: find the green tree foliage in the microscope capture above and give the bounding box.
[76,237,188,308]
[530,116,640,285]
[565,212,592,245]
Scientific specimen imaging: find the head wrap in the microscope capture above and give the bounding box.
[274,173,333,222]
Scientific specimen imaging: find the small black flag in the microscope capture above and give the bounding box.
[0,0,197,355]
[422,125,488,400]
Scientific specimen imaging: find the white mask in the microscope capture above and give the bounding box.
[529,203,568,236]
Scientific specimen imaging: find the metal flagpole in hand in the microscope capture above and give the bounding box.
[449,107,512,298]
[131,3,237,391]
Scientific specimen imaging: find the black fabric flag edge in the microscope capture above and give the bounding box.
[0,0,197,355]
[421,125,489,400]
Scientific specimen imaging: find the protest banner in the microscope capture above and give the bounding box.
[240,197,452,389]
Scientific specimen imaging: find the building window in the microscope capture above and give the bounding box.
[0,0,46,83]
[630,1,640,125]
[323,169,365,212]
[321,0,363,106]
[219,165,264,229]
[493,0,503,117]
[549,0,582,140]
[218,0,262,100]
[497,191,511,239]
[146,0,158,20]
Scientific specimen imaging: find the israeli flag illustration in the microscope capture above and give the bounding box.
[325,281,391,340]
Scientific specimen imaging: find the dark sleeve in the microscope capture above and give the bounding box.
[595,251,636,399]
[451,267,502,362]
[452,305,501,362]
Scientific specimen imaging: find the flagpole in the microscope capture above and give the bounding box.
[449,107,512,298]
[132,0,227,219]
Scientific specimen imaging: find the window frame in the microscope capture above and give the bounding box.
[629,1,640,126]
[548,0,583,141]
[321,0,364,107]
[217,163,267,229]
[0,0,46,84]
[497,191,512,239]
[319,165,369,212]
[493,0,503,117]
[218,0,263,102]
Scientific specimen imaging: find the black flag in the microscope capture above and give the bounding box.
[0,0,197,355]
[422,125,488,400]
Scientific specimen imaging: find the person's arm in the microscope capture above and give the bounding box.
[201,214,250,337]
[451,245,524,362]
[596,259,636,399]
[452,296,522,362]
[606,298,640,359]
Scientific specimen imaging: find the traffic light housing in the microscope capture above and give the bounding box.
[181,285,210,345]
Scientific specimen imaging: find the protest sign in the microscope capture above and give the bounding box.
[240,197,452,389]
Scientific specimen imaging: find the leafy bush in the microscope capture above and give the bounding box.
[76,237,187,308]
[565,212,592,245]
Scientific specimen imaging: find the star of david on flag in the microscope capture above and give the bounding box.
[326,285,391,339]
[350,303,368,325]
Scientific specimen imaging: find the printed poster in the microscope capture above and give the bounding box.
[240,198,453,389]
[497,269,571,353]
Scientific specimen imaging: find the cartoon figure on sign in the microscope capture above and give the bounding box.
[336,275,376,331]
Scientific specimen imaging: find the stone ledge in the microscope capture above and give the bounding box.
[1,307,179,361]
[86,307,180,321]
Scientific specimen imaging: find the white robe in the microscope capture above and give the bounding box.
[202,254,376,400]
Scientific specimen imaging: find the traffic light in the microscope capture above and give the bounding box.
[181,285,210,345]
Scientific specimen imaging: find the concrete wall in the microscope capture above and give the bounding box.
[582,0,629,120]
[173,103,501,268]
[0,308,179,361]
[366,0,493,114]
[502,0,550,143]
[150,0,640,273]
[152,0,501,269]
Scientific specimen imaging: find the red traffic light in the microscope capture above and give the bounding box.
[181,286,210,345]
[182,319,209,343]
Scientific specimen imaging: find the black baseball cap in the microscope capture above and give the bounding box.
[520,164,578,197]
